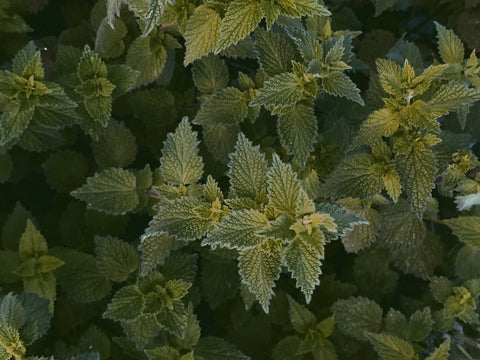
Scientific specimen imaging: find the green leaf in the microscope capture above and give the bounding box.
[71,168,139,215]
[0,323,25,360]
[160,117,203,186]
[250,72,307,114]
[177,303,201,348]
[184,6,221,65]
[365,333,415,360]
[434,22,464,64]
[267,154,301,213]
[126,34,167,87]
[156,300,188,338]
[0,293,24,329]
[425,338,451,360]
[455,246,480,280]
[203,209,268,250]
[315,202,368,238]
[321,71,364,106]
[193,87,249,127]
[149,198,211,241]
[320,154,384,200]
[107,64,139,97]
[103,285,145,321]
[238,239,282,312]
[194,337,250,360]
[18,292,52,341]
[272,336,303,360]
[354,108,400,145]
[286,294,316,334]
[278,104,317,167]
[284,234,322,303]
[429,85,480,118]
[0,104,35,146]
[95,17,127,59]
[12,42,43,78]
[228,133,268,202]
[159,252,198,283]
[121,313,160,346]
[53,249,112,303]
[192,55,229,94]
[429,277,454,303]
[201,122,241,163]
[443,216,480,249]
[337,199,378,253]
[395,145,436,215]
[408,308,432,342]
[279,0,331,17]
[23,272,57,310]
[95,236,139,282]
[385,310,408,340]
[138,232,177,277]
[379,199,425,248]
[331,297,383,341]
[18,220,47,260]
[92,120,137,169]
[145,346,179,360]
[77,45,107,81]
[254,28,295,77]
[215,0,263,53]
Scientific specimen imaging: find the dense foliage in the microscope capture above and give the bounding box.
[1,0,480,359]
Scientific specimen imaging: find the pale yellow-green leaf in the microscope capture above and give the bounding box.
[215,0,264,53]
[184,6,221,65]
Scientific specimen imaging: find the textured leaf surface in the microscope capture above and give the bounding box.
[425,338,450,360]
[267,154,301,213]
[278,104,317,167]
[192,55,229,94]
[444,216,480,249]
[338,199,379,253]
[184,6,221,65]
[365,333,415,360]
[126,35,167,86]
[195,337,250,360]
[254,28,295,76]
[354,108,400,145]
[320,154,384,199]
[103,285,144,321]
[203,209,268,250]
[332,297,383,341]
[238,240,282,312]
[284,236,322,303]
[228,133,268,202]
[215,0,263,53]
[71,168,138,215]
[250,72,306,114]
[193,87,248,126]
[395,146,436,215]
[286,295,316,334]
[322,71,364,105]
[160,118,203,186]
[150,198,211,241]
[92,121,136,169]
[138,232,177,276]
[435,22,464,64]
[95,236,139,282]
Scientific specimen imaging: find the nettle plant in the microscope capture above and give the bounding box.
[1,0,480,359]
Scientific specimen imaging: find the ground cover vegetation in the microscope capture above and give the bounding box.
[1,0,480,359]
